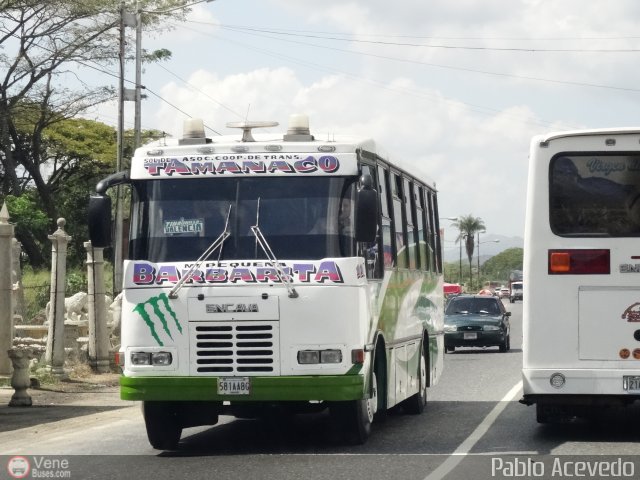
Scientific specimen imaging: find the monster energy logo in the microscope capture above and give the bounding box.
[133,293,182,346]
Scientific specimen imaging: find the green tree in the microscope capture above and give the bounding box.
[451,214,486,289]
[482,248,524,283]
[0,0,190,265]
[3,117,165,266]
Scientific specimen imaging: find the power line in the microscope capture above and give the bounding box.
[0,28,222,134]
[210,23,640,42]
[153,63,245,119]
[202,21,640,53]
[171,23,567,130]
[144,86,222,135]
[181,21,640,95]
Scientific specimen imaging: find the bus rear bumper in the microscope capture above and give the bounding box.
[120,375,365,402]
[521,368,640,403]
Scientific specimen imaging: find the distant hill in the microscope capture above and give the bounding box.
[443,234,524,263]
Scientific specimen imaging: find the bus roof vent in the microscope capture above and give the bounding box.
[226,121,279,142]
[284,114,314,142]
[180,118,211,145]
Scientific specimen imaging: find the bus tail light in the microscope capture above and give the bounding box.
[548,249,610,274]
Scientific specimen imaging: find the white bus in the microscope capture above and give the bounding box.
[522,128,640,423]
[89,115,444,448]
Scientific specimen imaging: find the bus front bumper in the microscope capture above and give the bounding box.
[120,375,365,402]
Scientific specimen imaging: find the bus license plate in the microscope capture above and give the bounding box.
[463,332,477,340]
[623,376,640,393]
[218,377,251,395]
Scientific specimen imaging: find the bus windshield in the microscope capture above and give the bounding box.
[128,176,357,262]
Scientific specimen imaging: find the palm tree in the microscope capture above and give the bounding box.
[451,214,486,289]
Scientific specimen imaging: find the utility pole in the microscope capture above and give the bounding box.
[134,3,143,149]
[114,3,139,297]
[113,0,210,295]
[113,1,127,297]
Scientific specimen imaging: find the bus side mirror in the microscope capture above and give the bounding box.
[355,174,378,243]
[88,194,112,248]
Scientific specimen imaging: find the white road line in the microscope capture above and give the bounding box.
[423,381,523,480]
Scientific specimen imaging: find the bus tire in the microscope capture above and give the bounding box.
[330,372,378,445]
[373,347,387,423]
[143,401,183,450]
[403,345,428,414]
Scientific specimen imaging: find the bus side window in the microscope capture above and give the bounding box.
[432,193,442,273]
[426,191,442,273]
[393,173,408,268]
[378,164,395,269]
[415,186,428,271]
[360,163,383,278]
[419,188,433,272]
[405,178,418,270]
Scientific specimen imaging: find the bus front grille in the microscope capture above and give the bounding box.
[189,322,280,375]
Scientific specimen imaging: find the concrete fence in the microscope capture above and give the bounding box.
[1,202,118,378]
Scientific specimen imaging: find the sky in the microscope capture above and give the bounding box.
[87,0,640,249]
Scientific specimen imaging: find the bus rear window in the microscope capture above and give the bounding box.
[549,153,640,237]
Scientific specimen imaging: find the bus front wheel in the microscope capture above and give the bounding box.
[330,372,378,444]
[143,401,183,450]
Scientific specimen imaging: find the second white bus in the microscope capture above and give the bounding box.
[522,128,640,422]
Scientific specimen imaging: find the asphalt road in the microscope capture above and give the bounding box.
[2,300,640,480]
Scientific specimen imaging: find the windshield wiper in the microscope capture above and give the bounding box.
[168,204,232,299]
[250,198,299,299]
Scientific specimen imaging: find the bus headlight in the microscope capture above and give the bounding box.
[298,350,320,364]
[320,350,342,364]
[151,352,173,366]
[131,352,151,366]
[130,351,173,366]
[297,349,343,364]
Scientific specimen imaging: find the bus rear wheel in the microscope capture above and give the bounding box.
[143,401,183,450]
[403,346,427,414]
[330,371,378,444]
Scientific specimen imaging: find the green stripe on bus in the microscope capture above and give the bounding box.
[120,375,365,402]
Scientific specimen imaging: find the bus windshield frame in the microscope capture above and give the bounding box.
[128,176,357,262]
